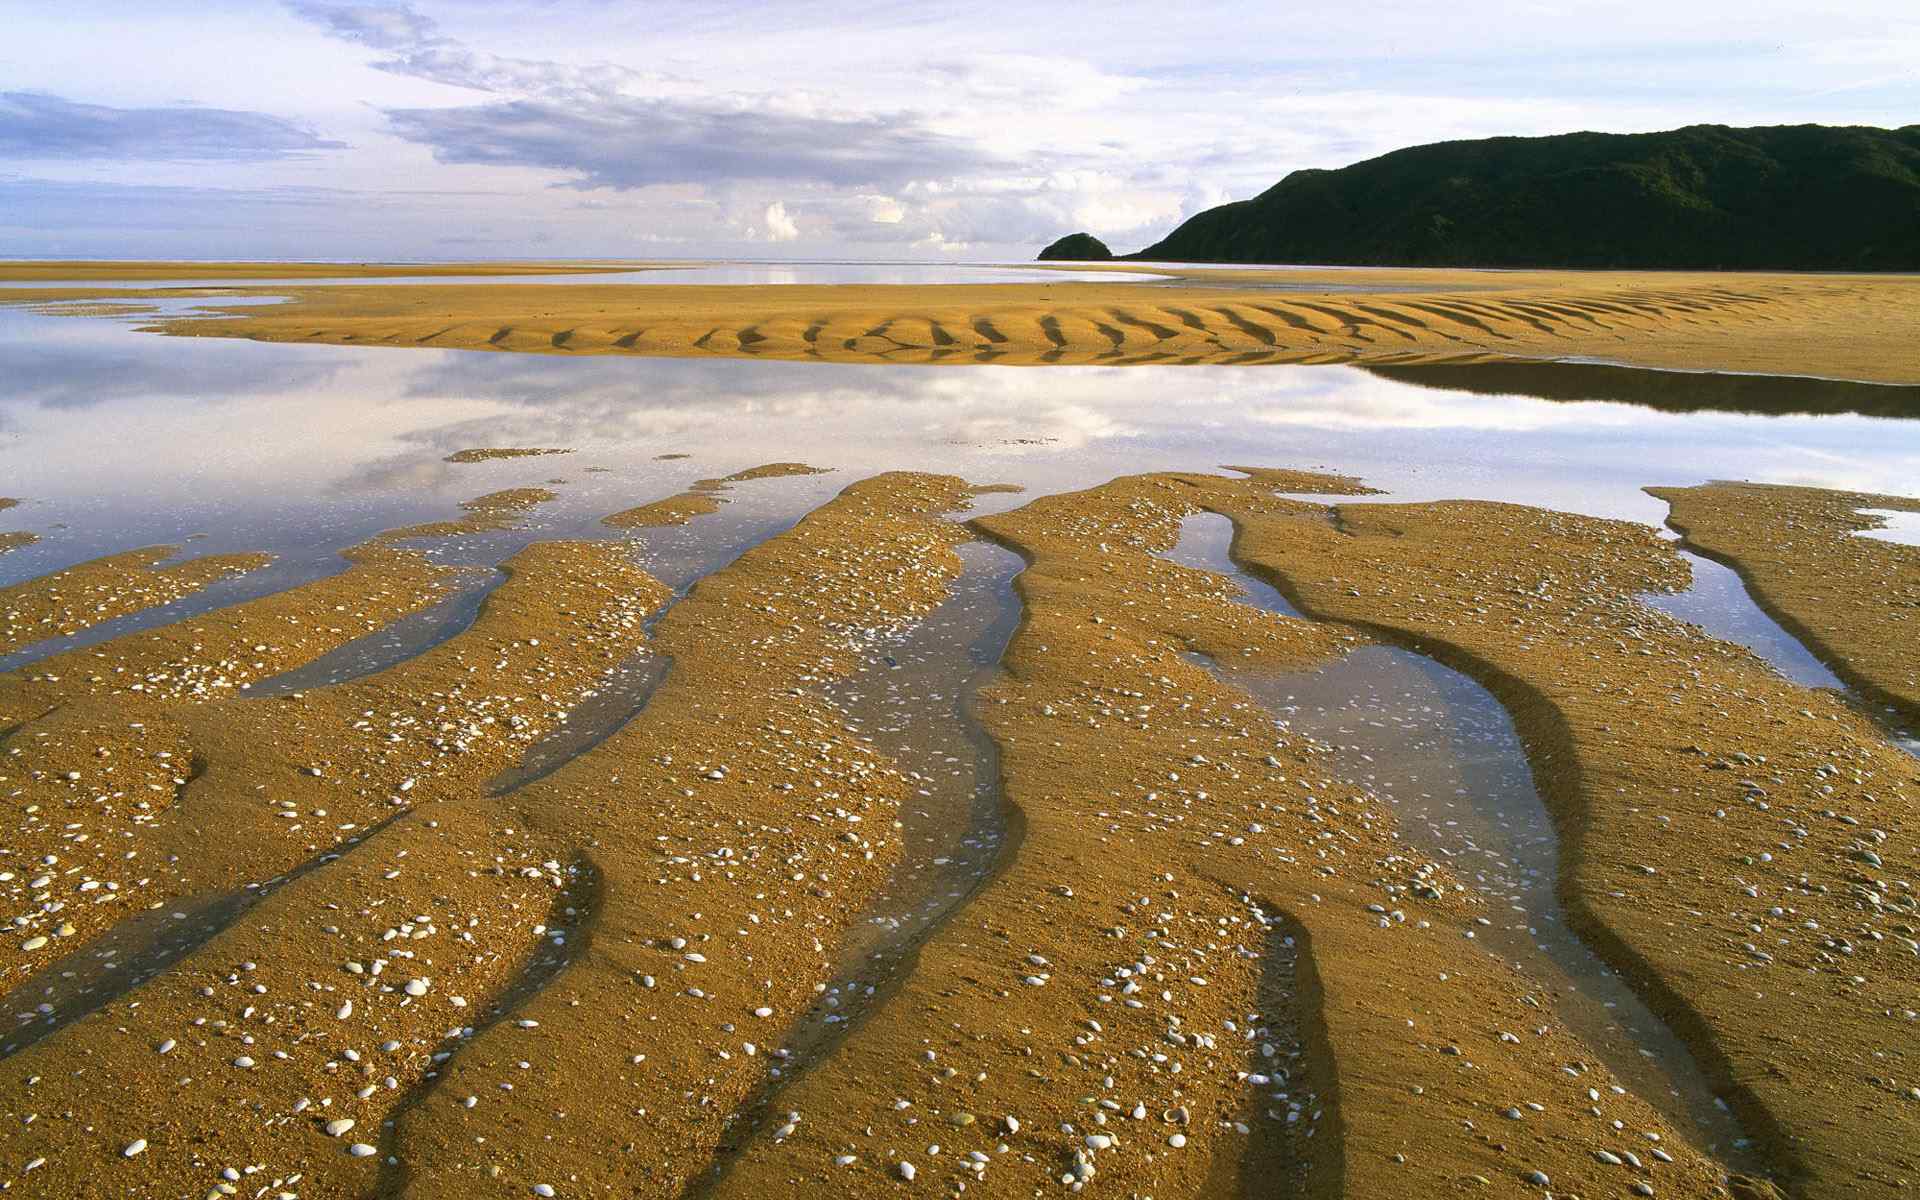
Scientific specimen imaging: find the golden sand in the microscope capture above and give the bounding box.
[603,492,723,528]
[8,266,1920,381]
[0,498,23,555]
[1219,495,1917,1199]
[0,464,1913,1197]
[376,486,559,542]
[603,463,828,528]
[712,470,1743,1200]
[0,536,666,1196]
[444,447,574,464]
[0,546,269,655]
[1651,482,1920,725]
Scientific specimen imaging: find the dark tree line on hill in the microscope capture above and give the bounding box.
[1047,125,1920,271]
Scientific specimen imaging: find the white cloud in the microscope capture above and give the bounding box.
[1,0,1913,257]
[923,56,1150,111]
[763,201,798,242]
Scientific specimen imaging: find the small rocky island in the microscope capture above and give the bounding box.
[1036,232,1112,261]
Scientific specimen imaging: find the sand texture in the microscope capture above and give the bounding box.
[0,546,271,655]
[1651,482,1920,726]
[7,266,1920,382]
[0,501,28,557]
[445,448,574,464]
[603,463,829,528]
[0,472,1912,1199]
[1219,495,1919,1199]
[377,488,559,542]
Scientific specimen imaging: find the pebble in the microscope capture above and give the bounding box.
[123,1139,147,1157]
[348,1143,377,1157]
[898,1161,917,1181]
[325,1118,356,1137]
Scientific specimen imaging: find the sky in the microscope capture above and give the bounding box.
[0,0,1915,260]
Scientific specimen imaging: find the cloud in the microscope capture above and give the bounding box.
[0,333,349,411]
[293,1,1000,192]
[924,56,1150,110]
[290,0,662,98]
[285,1,434,51]
[762,201,798,241]
[0,92,343,162]
[385,95,998,189]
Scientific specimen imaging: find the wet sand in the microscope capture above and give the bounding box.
[8,265,1920,382]
[376,487,559,541]
[1215,494,1918,1199]
[1651,482,1920,727]
[445,448,574,464]
[0,459,1912,1199]
[604,465,830,528]
[0,500,28,556]
[0,545,270,655]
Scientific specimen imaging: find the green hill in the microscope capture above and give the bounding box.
[1126,124,1920,270]
[1038,232,1113,261]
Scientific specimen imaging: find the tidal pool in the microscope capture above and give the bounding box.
[2,298,1917,1194]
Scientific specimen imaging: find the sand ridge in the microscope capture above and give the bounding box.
[1651,482,1920,727]
[8,266,1920,382]
[604,464,831,529]
[0,546,271,656]
[0,500,33,557]
[0,535,669,1195]
[386,471,994,1197]
[1217,494,1919,1198]
[445,448,574,464]
[377,487,561,542]
[0,469,1912,1197]
[710,470,1740,1200]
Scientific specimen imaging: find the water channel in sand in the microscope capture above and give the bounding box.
[691,537,1026,1182]
[1157,512,1766,1169]
[1,300,1917,1178]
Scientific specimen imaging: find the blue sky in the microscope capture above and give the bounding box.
[1,1,1914,259]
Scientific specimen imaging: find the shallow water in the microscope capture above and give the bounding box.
[1,291,1916,1187]
[1642,547,1846,691]
[696,537,1023,1175]
[1160,513,1761,1167]
[4,309,1920,594]
[1857,507,1920,547]
[0,260,1162,290]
